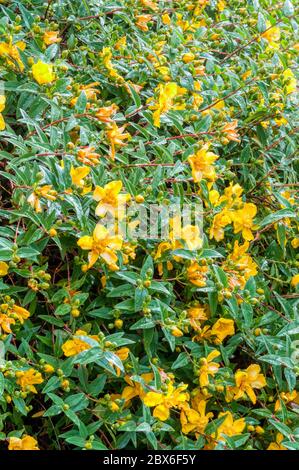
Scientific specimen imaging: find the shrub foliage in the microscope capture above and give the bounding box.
[0,0,298,451]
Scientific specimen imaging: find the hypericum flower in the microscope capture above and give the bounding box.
[218,182,243,208]
[188,145,218,183]
[230,364,266,404]
[27,185,57,213]
[44,364,55,374]
[187,261,208,287]
[212,411,246,441]
[62,329,99,356]
[221,120,240,144]
[261,21,280,49]
[291,274,299,287]
[188,305,209,331]
[0,261,9,276]
[0,314,15,333]
[32,60,55,85]
[8,435,39,451]
[0,39,25,71]
[95,104,118,122]
[43,31,61,46]
[77,146,101,166]
[274,391,299,412]
[122,241,137,264]
[106,122,130,160]
[93,180,130,218]
[181,399,213,435]
[0,303,30,333]
[291,238,299,249]
[70,165,91,192]
[209,210,232,241]
[149,82,184,127]
[223,240,258,290]
[210,318,235,343]
[140,0,158,10]
[143,382,189,421]
[114,36,126,51]
[0,94,6,131]
[282,69,297,95]
[267,433,287,450]
[100,47,123,81]
[198,350,220,387]
[77,224,122,270]
[16,368,43,393]
[121,373,154,402]
[181,225,202,250]
[231,203,257,241]
[171,326,184,337]
[70,82,100,107]
[136,14,152,32]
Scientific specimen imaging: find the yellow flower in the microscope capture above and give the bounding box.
[187,261,208,287]
[267,433,287,450]
[223,240,258,290]
[0,314,15,333]
[0,39,25,71]
[261,22,280,49]
[115,347,130,361]
[121,373,154,402]
[291,238,299,249]
[0,261,9,276]
[115,36,126,51]
[70,82,100,107]
[106,122,130,160]
[95,104,118,123]
[44,364,55,374]
[181,399,213,435]
[282,69,297,95]
[93,180,130,218]
[221,120,240,143]
[217,0,226,11]
[198,350,220,387]
[232,364,266,404]
[136,15,152,32]
[77,224,122,270]
[188,144,218,183]
[181,224,202,250]
[162,14,171,25]
[231,203,257,241]
[143,382,189,421]
[188,305,209,331]
[43,31,61,46]
[212,411,245,441]
[182,52,195,63]
[8,435,39,451]
[62,329,98,357]
[209,209,232,241]
[171,326,184,337]
[140,0,158,10]
[210,318,235,343]
[291,274,299,287]
[27,185,57,213]
[274,390,299,412]
[0,303,30,333]
[100,47,123,81]
[32,60,55,85]
[77,146,101,166]
[0,94,6,131]
[150,82,180,127]
[70,165,91,191]
[16,368,43,393]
